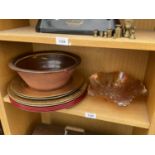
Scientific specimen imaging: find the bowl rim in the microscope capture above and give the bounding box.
[9,51,81,73]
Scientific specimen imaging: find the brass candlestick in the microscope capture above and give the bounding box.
[94,30,98,37]
[99,31,104,37]
[114,24,122,38]
[107,29,112,38]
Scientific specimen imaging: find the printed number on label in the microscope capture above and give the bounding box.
[85,112,96,119]
[56,37,70,46]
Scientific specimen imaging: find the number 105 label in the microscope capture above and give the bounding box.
[56,37,71,46]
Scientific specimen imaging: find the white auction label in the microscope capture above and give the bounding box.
[56,37,70,46]
[85,112,96,119]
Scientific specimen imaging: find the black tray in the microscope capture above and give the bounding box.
[36,19,120,35]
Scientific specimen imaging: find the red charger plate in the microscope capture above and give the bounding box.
[9,91,86,112]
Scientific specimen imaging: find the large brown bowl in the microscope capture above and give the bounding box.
[9,51,81,91]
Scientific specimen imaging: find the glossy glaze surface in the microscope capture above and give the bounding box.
[9,51,81,90]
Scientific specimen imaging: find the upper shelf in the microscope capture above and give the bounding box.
[0,26,155,51]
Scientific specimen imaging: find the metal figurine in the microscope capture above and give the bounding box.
[124,29,130,38]
[94,30,98,37]
[114,24,122,38]
[107,29,112,38]
[130,28,136,39]
[104,31,108,38]
[124,19,133,38]
[122,25,126,37]
[99,31,104,37]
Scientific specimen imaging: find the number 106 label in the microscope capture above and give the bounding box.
[56,37,70,46]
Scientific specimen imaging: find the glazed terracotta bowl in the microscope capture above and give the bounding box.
[9,51,81,91]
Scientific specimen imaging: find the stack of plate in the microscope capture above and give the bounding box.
[7,73,87,112]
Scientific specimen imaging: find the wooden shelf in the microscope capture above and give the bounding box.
[0,26,155,51]
[4,95,150,129]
